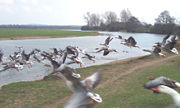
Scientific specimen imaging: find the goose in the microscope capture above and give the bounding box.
[50,48,61,58]
[52,65,102,108]
[66,56,84,68]
[40,53,62,70]
[160,34,179,54]
[79,49,96,63]
[151,85,180,108]
[96,46,118,56]
[121,36,140,48]
[33,55,51,67]
[100,36,113,47]
[143,45,165,57]
[62,46,79,63]
[144,76,180,92]
[0,49,4,63]
[115,35,123,40]
[0,61,23,72]
[21,49,36,68]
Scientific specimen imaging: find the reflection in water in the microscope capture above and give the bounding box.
[0,32,164,87]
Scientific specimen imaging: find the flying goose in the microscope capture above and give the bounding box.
[121,36,140,48]
[21,49,36,68]
[161,34,179,54]
[62,46,79,63]
[96,46,117,56]
[143,45,165,57]
[115,35,123,40]
[52,65,102,108]
[100,36,113,47]
[0,49,4,63]
[79,49,96,63]
[0,61,23,72]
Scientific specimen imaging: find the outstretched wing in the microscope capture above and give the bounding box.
[81,72,101,91]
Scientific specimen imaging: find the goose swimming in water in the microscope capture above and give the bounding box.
[52,65,102,108]
[151,85,180,108]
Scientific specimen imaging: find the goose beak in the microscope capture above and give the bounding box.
[151,87,159,92]
[52,73,57,76]
[146,77,153,80]
[175,82,180,90]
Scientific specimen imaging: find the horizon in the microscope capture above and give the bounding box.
[0,0,180,25]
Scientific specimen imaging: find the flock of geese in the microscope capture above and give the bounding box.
[0,33,179,108]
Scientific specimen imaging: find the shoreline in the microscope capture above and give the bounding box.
[0,34,100,41]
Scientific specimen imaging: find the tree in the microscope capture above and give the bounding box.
[155,10,175,24]
[83,12,91,26]
[83,12,102,27]
[120,9,132,22]
[125,16,142,32]
[103,11,118,25]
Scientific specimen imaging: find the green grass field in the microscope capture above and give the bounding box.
[0,28,98,38]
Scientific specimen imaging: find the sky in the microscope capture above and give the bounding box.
[0,0,180,25]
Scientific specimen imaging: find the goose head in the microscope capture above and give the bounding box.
[151,85,180,107]
[87,92,102,104]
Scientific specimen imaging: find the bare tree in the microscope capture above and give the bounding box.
[103,11,118,25]
[120,9,132,22]
[83,12,91,26]
[155,10,175,24]
[89,13,101,27]
[83,12,102,27]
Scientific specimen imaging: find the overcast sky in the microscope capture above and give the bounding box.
[0,0,180,25]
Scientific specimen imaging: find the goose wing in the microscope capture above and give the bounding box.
[128,37,137,46]
[81,72,101,91]
[103,50,110,56]
[162,34,171,46]
[144,76,177,89]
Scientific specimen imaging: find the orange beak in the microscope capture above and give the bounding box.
[151,88,159,92]
[146,77,153,80]
[176,86,180,91]
[52,73,57,76]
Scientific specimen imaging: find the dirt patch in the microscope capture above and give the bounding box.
[98,54,180,88]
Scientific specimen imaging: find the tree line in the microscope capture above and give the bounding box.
[81,9,180,38]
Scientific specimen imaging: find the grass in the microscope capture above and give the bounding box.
[0,28,98,39]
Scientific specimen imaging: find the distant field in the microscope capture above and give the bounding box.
[0,28,98,39]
